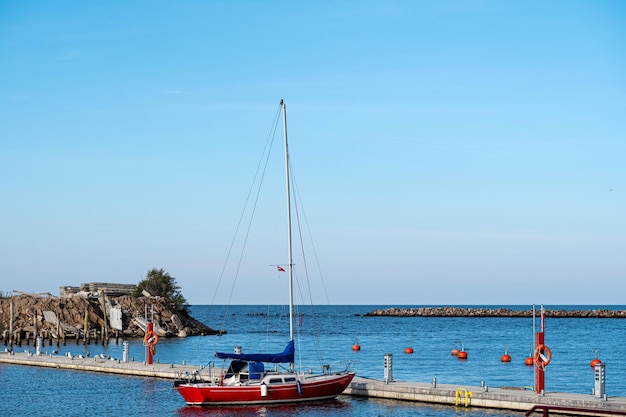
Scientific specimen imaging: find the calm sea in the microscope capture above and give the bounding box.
[1,304,624,416]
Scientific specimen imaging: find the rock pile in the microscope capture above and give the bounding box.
[364,306,626,318]
[0,294,219,347]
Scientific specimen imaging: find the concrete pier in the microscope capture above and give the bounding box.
[2,352,625,415]
[0,350,217,381]
[346,376,626,415]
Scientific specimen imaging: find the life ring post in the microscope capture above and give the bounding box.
[535,329,547,393]
[534,344,551,367]
[145,322,159,364]
[533,305,547,394]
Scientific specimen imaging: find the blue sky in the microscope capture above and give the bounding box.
[1,1,624,305]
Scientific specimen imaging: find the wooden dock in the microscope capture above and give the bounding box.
[2,352,625,415]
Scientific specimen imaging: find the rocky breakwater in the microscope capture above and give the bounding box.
[364,306,626,318]
[0,294,219,347]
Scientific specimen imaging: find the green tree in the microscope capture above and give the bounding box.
[133,268,189,311]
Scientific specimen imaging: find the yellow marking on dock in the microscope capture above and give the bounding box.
[455,387,472,407]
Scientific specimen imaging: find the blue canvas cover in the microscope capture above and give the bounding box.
[215,340,294,363]
[248,362,265,379]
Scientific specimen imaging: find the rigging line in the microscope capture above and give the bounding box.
[211,104,283,333]
[292,260,324,369]
[290,231,322,365]
[289,164,326,367]
[209,104,281,305]
[226,123,278,307]
[265,303,271,348]
[292,301,302,373]
[289,163,331,304]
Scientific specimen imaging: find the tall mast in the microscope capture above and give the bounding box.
[280,99,294,344]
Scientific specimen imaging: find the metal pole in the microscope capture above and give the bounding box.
[535,304,545,394]
[530,304,537,392]
[84,306,89,345]
[99,290,108,345]
[144,304,147,363]
[147,321,154,365]
[281,100,294,347]
[9,299,13,348]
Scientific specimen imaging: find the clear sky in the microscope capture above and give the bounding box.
[1,1,624,305]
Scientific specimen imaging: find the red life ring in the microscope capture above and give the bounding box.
[534,344,551,367]
[144,331,159,347]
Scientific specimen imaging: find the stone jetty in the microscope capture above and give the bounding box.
[0,293,219,347]
[364,306,626,318]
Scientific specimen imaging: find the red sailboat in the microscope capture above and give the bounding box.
[175,100,355,406]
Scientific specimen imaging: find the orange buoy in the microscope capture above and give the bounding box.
[457,350,467,360]
[451,341,459,356]
[404,346,414,354]
[525,346,534,366]
[590,348,601,368]
[352,338,360,351]
[501,346,511,362]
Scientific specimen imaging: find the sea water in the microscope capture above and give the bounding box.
[1,305,624,416]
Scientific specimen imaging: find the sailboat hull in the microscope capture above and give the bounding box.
[175,372,355,406]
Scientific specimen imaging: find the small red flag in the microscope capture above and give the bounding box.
[277,266,285,272]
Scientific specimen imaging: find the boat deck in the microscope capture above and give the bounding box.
[2,352,625,415]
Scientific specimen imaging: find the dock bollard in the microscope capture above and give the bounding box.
[122,341,129,363]
[36,336,43,356]
[384,353,393,384]
[594,363,606,399]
